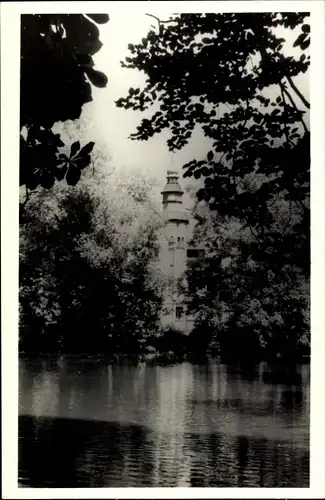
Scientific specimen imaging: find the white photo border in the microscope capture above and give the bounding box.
[1,1,324,498]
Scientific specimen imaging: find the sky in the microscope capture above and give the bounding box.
[78,11,213,189]
[66,12,310,192]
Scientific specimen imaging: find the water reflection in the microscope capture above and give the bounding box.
[19,359,309,488]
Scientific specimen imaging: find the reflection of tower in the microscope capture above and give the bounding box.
[149,364,194,486]
[158,170,191,332]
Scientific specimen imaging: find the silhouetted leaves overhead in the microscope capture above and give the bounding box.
[66,164,81,186]
[20,14,109,194]
[70,141,81,158]
[85,68,108,88]
[117,12,310,272]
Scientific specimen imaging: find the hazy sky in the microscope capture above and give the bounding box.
[70,12,310,188]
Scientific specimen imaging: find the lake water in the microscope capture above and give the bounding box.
[19,358,309,488]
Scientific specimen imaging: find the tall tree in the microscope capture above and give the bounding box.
[19,162,165,355]
[20,14,109,195]
[183,201,310,361]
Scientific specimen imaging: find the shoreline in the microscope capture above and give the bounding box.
[18,351,311,366]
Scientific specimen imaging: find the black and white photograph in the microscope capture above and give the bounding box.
[1,0,325,496]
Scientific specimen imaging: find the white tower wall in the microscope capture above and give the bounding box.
[156,170,195,333]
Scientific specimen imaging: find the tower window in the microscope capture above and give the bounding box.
[177,236,185,249]
[176,306,183,319]
[187,249,202,258]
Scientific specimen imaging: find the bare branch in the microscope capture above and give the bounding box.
[286,75,310,109]
[248,223,262,242]
[145,13,177,25]
[282,86,309,134]
[145,13,161,26]
[280,82,295,146]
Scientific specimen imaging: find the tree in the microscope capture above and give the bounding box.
[182,199,310,362]
[19,160,166,356]
[116,13,310,274]
[20,14,109,195]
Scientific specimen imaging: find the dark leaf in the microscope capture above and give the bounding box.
[115,98,125,108]
[58,153,69,162]
[77,141,95,157]
[77,53,95,68]
[26,176,39,191]
[54,164,68,180]
[70,141,80,158]
[40,170,55,189]
[300,39,310,51]
[207,150,214,162]
[66,164,81,186]
[276,37,286,46]
[79,39,103,56]
[53,134,65,148]
[293,32,307,48]
[74,154,92,170]
[85,68,108,88]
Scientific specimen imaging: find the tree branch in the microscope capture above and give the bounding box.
[248,223,262,242]
[283,199,293,230]
[286,75,310,109]
[145,14,175,26]
[280,83,294,146]
[282,86,309,134]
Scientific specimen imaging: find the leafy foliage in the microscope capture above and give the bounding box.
[182,204,310,362]
[19,164,166,356]
[117,13,310,362]
[117,12,310,273]
[20,14,109,192]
